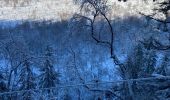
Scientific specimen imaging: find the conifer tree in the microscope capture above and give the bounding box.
[119,44,145,99]
[0,71,7,100]
[133,44,145,78]
[144,50,157,76]
[121,43,158,99]
[39,46,60,99]
[19,54,36,100]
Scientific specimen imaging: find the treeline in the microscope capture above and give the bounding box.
[0,19,169,100]
[0,0,170,99]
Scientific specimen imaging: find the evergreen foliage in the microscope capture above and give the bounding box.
[18,54,36,100]
[39,46,60,98]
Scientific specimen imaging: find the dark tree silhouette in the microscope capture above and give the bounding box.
[39,46,60,99]
[0,71,7,100]
[73,0,136,99]
[19,54,36,100]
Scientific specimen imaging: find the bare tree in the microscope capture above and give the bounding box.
[72,0,136,99]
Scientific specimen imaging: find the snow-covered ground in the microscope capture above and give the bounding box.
[0,0,78,21]
[0,0,160,21]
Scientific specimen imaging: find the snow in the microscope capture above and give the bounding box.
[0,0,160,21]
[0,0,169,99]
[0,0,78,21]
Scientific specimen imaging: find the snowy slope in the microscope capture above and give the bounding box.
[0,0,161,21]
[0,0,78,21]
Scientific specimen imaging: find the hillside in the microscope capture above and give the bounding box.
[0,0,159,20]
[0,0,170,100]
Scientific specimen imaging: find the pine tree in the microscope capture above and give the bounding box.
[123,44,145,79]
[133,44,145,78]
[138,42,157,99]
[0,71,7,100]
[118,44,144,80]
[121,43,158,99]
[144,50,157,76]
[39,46,60,99]
[19,54,36,100]
[141,38,157,77]
[119,44,145,99]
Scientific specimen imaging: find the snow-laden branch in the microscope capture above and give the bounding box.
[0,76,170,96]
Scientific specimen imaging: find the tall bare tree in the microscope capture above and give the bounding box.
[72,0,136,99]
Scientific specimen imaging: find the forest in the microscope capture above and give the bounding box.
[0,0,170,100]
